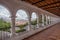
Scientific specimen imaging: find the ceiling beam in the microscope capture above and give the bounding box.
[21,0,25,1]
[42,4,60,9]
[42,6,60,10]
[32,0,44,5]
[38,1,60,7]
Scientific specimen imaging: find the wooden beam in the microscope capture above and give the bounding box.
[32,0,44,5]
[42,6,60,10]
[42,4,60,9]
[39,1,60,7]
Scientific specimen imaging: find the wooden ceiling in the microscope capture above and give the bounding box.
[21,0,60,16]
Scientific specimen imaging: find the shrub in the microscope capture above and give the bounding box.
[16,29,26,33]
[17,23,28,29]
[0,19,11,31]
[31,20,37,25]
[39,19,42,23]
[47,19,51,24]
[39,17,42,23]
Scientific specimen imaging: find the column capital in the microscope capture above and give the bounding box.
[9,16,17,18]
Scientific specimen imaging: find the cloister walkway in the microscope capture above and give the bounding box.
[24,22,60,40]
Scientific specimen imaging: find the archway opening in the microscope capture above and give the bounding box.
[31,12,37,29]
[0,5,11,32]
[16,9,28,33]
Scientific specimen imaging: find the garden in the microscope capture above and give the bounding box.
[0,16,50,33]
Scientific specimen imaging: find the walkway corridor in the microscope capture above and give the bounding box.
[24,23,60,40]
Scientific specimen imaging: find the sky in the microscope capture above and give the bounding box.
[0,5,37,21]
[0,5,10,17]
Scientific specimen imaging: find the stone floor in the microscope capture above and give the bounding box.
[24,23,60,40]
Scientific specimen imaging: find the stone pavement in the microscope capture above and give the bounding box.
[24,23,60,40]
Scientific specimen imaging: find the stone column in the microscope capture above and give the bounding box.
[48,16,50,24]
[49,16,51,24]
[45,15,48,25]
[39,15,42,26]
[36,16,40,28]
[11,15,16,37]
[42,14,45,26]
[27,15,31,31]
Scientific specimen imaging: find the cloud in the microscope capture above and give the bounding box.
[0,5,10,17]
[16,10,28,20]
[0,5,37,21]
[31,12,37,19]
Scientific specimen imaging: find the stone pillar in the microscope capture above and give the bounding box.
[11,15,16,37]
[49,16,51,24]
[36,16,40,28]
[39,15,42,26]
[48,16,51,24]
[45,15,48,25]
[42,14,45,26]
[27,15,31,31]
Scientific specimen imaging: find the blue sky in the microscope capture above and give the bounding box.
[0,5,10,17]
[16,10,28,20]
[0,5,37,20]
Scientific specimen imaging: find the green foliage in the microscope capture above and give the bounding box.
[0,18,11,31]
[16,23,28,33]
[18,23,28,29]
[44,16,46,25]
[48,19,50,24]
[44,16,46,21]
[16,29,26,33]
[31,20,37,25]
[39,16,47,25]
[39,15,42,23]
[39,19,42,23]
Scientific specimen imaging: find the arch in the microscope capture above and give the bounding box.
[0,5,11,17]
[0,3,12,15]
[15,9,29,33]
[30,12,38,29]
[31,12,38,21]
[16,8,30,16]
[0,5,11,32]
[16,9,28,21]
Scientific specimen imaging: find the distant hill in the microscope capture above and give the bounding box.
[15,20,28,26]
